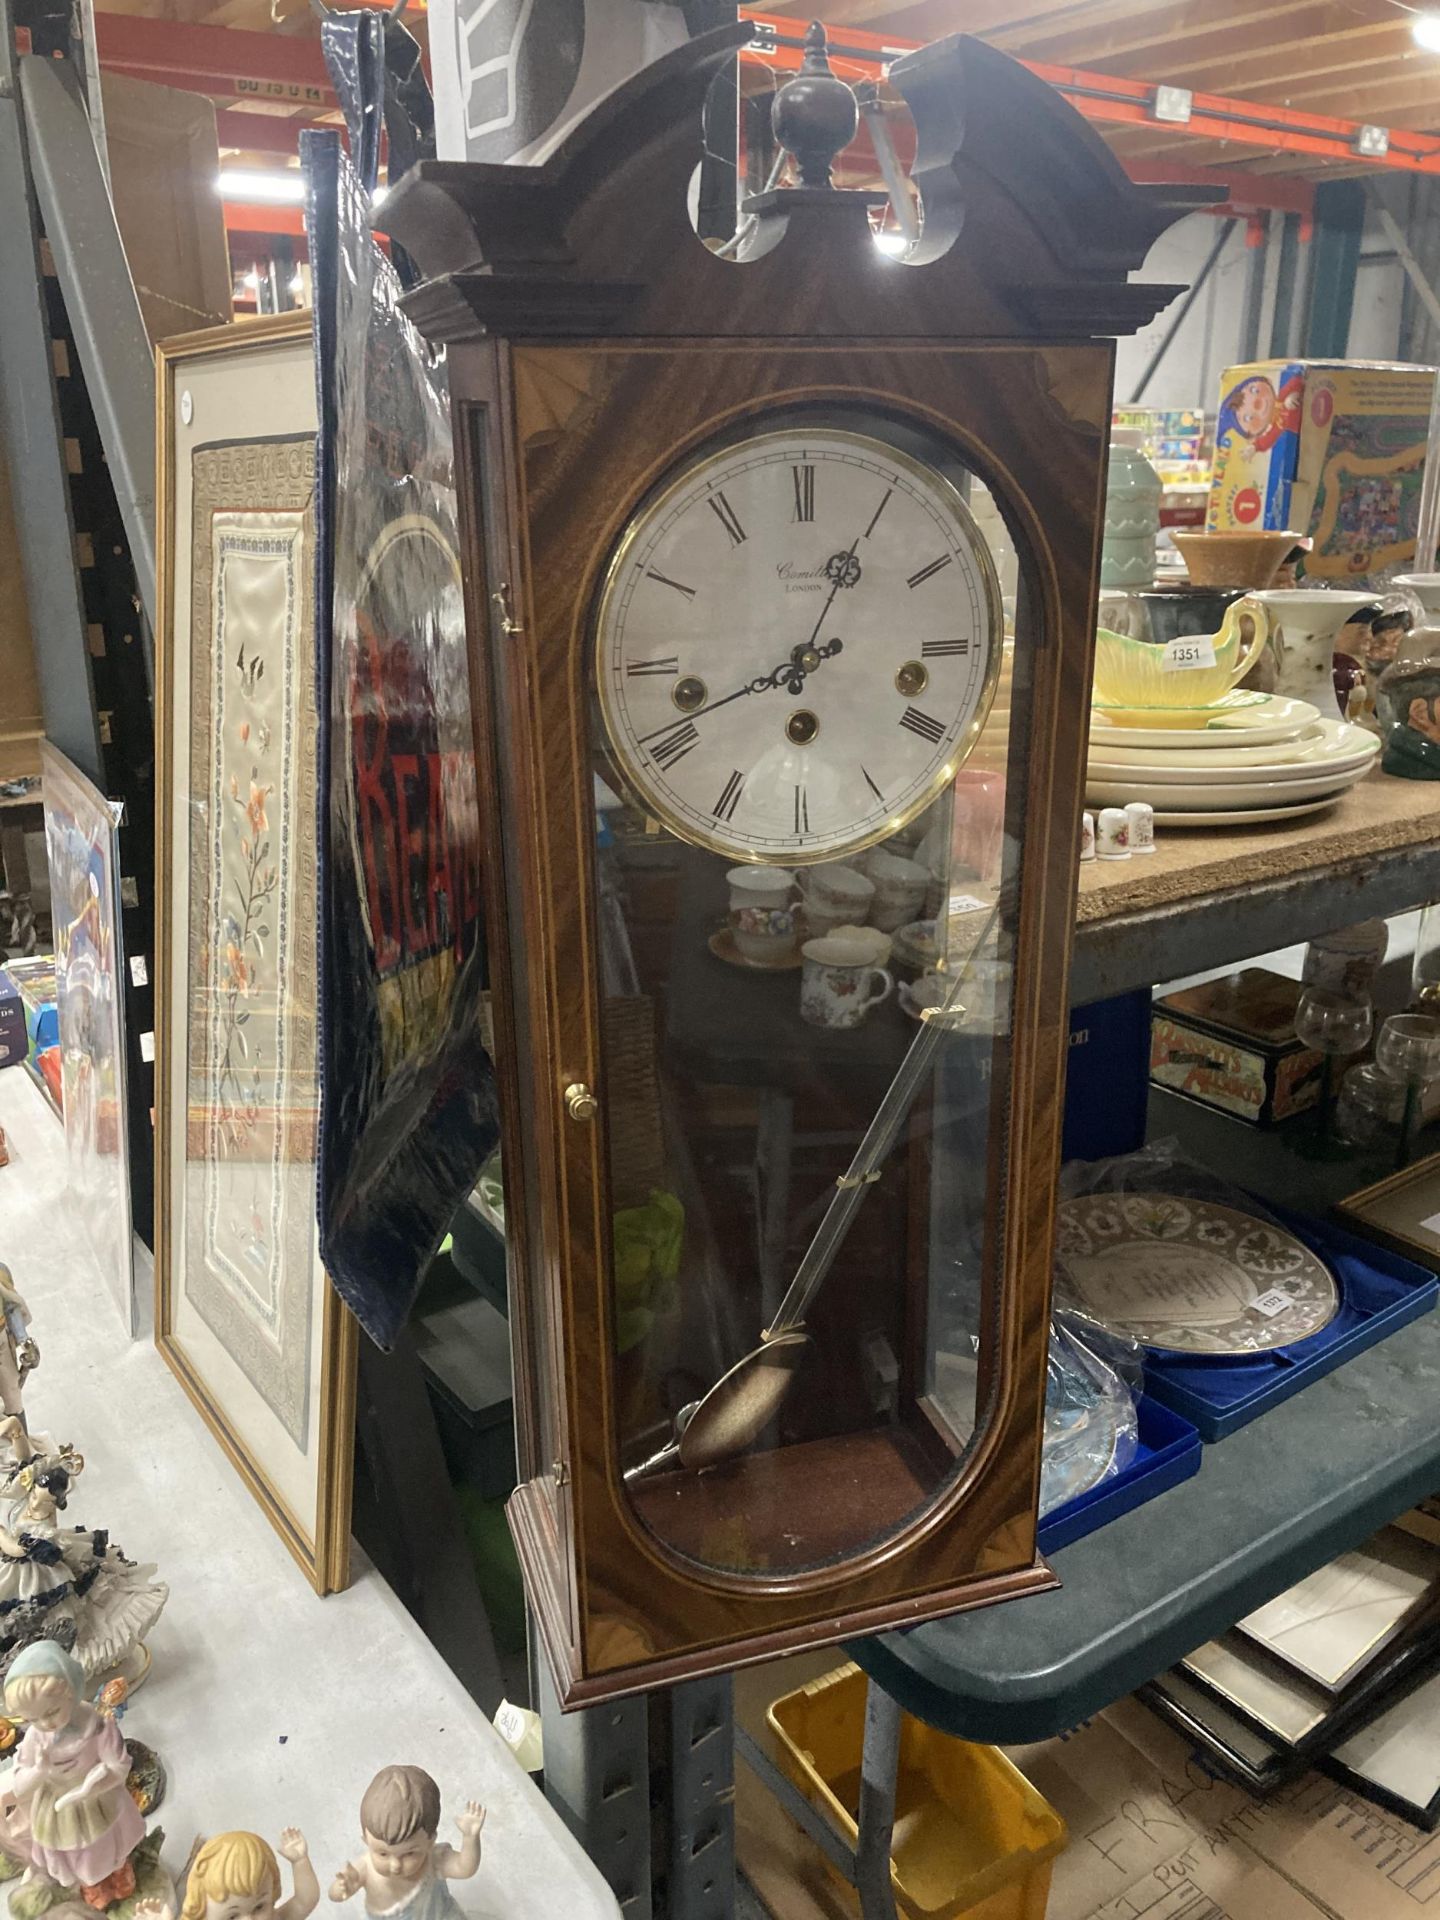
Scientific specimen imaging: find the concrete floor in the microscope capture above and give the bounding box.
[0,1066,619,1920]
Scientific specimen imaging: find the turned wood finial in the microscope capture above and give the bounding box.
[771,21,858,190]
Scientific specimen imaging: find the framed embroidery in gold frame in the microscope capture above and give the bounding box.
[154,312,356,1593]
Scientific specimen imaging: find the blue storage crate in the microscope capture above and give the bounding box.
[1140,1204,1439,1441]
[1064,990,1152,1164]
[1038,1395,1201,1554]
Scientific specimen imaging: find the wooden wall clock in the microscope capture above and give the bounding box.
[386,23,1205,1706]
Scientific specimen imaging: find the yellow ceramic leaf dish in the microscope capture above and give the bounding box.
[1091,596,1271,710]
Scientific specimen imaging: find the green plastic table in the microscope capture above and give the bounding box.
[849,1307,1440,1742]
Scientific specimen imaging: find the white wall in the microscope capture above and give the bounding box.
[1115,212,1253,412]
[1113,205,1409,417]
[1349,205,1407,363]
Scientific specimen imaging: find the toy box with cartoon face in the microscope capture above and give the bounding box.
[1208,359,1434,587]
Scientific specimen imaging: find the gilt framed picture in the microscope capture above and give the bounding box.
[155,312,355,1592]
[1337,1153,1440,1272]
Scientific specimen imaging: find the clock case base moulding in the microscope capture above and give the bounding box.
[384,26,1207,1705]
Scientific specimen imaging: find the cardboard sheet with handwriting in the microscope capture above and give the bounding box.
[1010,1696,1440,1920]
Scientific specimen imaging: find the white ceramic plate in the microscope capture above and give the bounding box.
[1056,1193,1339,1353]
[1087,719,1378,781]
[1089,694,1322,749]
[1149,796,1345,827]
[1088,747,1377,791]
[1087,765,1370,810]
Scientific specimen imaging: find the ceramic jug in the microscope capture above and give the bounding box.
[1100,585,1245,645]
[1100,437,1161,591]
[1394,574,1440,619]
[1251,589,1380,709]
[1092,595,1271,711]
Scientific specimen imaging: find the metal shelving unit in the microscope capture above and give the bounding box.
[732,780,1440,1919]
[1071,776,1440,1003]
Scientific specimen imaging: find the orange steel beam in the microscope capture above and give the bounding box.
[94,15,335,105]
[743,12,1440,177]
[224,204,308,237]
[93,11,1440,185]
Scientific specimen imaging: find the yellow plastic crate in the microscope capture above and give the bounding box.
[767,1663,1067,1920]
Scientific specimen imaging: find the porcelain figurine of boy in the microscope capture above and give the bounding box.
[135,1828,318,1920]
[329,1770,484,1920]
[3,1642,145,1914]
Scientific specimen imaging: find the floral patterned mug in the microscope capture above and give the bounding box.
[800,937,895,1030]
[731,903,799,964]
[727,865,802,961]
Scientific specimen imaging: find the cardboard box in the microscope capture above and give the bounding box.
[0,971,25,1071]
[1207,359,1435,587]
[1006,1695,1440,1920]
[1151,967,1324,1126]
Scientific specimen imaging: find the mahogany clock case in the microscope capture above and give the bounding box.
[385,27,1198,1704]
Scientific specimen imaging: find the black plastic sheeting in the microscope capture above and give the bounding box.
[304,130,499,1349]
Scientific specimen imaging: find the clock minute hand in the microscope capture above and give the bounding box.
[636,639,842,746]
[802,539,862,654]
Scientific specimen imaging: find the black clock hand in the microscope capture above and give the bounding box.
[635,540,861,747]
[704,539,862,720]
[637,639,842,744]
[803,539,862,653]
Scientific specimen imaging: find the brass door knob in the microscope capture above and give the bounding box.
[564,1082,598,1122]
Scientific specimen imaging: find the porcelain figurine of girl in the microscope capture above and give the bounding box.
[0,1267,38,1423]
[135,1828,319,1920]
[3,1641,145,1912]
[0,1449,166,1684]
[329,1769,485,1920]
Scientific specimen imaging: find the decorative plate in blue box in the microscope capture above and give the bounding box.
[1138,1205,1438,1441]
[1038,1397,1202,1554]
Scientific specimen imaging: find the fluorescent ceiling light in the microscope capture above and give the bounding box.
[371,182,390,209]
[1414,11,1440,52]
[1353,123,1390,156]
[873,229,908,256]
[217,168,306,205]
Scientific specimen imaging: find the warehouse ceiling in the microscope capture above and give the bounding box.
[87,0,1440,183]
[767,0,1438,130]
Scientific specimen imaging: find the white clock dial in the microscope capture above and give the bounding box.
[594,426,1003,863]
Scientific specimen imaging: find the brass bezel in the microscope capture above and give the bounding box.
[592,423,1005,866]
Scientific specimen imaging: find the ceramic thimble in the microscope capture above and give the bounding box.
[1080,811,1095,862]
[1096,808,1130,859]
[1124,801,1155,854]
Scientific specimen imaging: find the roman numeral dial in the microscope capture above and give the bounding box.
[714,769,745,821]
[596,426,1001,862]
[708,491,746,547]
[907,555,953,590]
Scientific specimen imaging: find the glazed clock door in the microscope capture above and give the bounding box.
[583,405,1023,1579]
[387,2,1186,1700]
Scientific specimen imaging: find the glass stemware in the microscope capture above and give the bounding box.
[1334,1060,1406,1147]
[1295,987,1376,1138]
[1374,1013,1440,1165]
